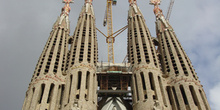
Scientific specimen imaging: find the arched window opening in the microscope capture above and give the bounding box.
[180,85,188,105]
[77,71,82,89]
[39,84,45,104]
[134,74,139,101]
[47,83,55,103]
[166,86,175,110]
[172,86,180,110]
[86,71,90,89]
[140,72,146,90]
[149,73,155,90]
[68,75,73,103]
[158,76,167,106]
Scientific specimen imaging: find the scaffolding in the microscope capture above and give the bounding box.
[96,62,132,104]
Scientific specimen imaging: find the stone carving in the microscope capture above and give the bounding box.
[153,101,161,110]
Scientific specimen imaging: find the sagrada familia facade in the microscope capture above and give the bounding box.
[22,0,211,110]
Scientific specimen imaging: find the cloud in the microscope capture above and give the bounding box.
[210,82,220,110]
[163,1,220,109]
[189,1,220,83]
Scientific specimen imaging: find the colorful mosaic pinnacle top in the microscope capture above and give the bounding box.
[128,0,137,4]
[61,0,73,16]
[85,0,93,3]
[150,0,164,18]
[150,0,160,5]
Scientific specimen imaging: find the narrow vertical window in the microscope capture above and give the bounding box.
[134,74,139,101]
[60,85,65,105]
[149,72,155,90]
[93,74,96,102]
[189,86,199,106]
[86,71,90,89]
[32,87,35,99]
[167,86,175,110]
[149,72,157,99]
[172,86,180,110]
[180,85,189,105]
[47,83,54,103]
[140,72,147,99]
[77,71,82,89]
[140,72,146,90]
[56,85,61,106]
[68,75,73,103]
[39,84,45,104]
[76,94,79,99]
[158,76,167,106]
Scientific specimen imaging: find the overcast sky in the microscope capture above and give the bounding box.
[0,0,220,109]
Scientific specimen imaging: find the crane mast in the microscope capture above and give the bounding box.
[99,0,127,63]
[103,0,117,63]
[166,0,175,20]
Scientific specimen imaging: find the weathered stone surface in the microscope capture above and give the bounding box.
[23,1,210,110]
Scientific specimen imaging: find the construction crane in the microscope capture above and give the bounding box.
[96,0,127,64]
[166,0,175,21]
[103,0,117,63]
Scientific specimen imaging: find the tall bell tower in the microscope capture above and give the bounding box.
[22,0,72,110]
[151,0,211,110]
[127,0,168,109]
[62,0,98,109]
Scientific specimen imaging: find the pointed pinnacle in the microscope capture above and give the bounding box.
[61,0,73,16]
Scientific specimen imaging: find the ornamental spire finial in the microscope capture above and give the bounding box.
[58,0,73,29]
[60,0,73,16]
[150,0,164,18]
[85,0,93,3]
[128,0,137,5]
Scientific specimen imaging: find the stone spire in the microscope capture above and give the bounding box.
[61,0,98,109]
[151,0,211,109]
[22,1,72,110]
[58,0,73,30]
[127,1,168,109]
